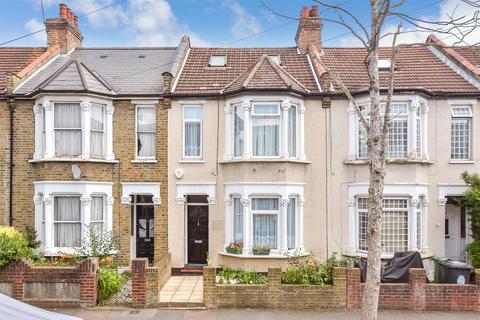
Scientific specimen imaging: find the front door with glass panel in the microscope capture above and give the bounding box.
[445,199,466,261]
[131,195,154,262]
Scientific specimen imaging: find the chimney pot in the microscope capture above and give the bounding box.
[301,6,309,18]
[67,8,73,21]
[310,5,319,17]
[59,3,67,19]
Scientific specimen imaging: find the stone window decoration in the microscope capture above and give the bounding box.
[451,105,472,161]
[349,97,428,161]
[224,98,305,161]
[34,182,114,256]
[224,184,304,256]
[33,96,114,162]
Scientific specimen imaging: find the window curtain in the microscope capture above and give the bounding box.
[54,197,81,247]
[90,196,104,236]
[233,106,244,157]
[287,198,296,249]
[252,198,278,210]
[252,117,279,157]
[137,107,156,157]
[90,104,105,158]
[184,106,202,157]
[233,198,243,243]
[288,106,297,157]
[54,103,82,157]
[253,214,277,248]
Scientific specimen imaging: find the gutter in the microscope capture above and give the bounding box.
[6,95,14,226]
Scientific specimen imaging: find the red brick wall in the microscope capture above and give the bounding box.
[347,268,480,312]
[0,257,98,308]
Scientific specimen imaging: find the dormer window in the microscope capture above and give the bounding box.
[268,55,282,65]
[209,55,227,67]
[378,59,391,70]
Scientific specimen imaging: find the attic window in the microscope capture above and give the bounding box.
[100,55,107,58]
[268,55,282,65]
[209,55,227,67]
[378,59,391,70]
[138,55,146,58]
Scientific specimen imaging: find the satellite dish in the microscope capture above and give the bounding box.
[174,168,184,179]
[72,165,82,179]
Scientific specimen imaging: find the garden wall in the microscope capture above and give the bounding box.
[0,257,98,308]
[203,267,348,309]
[131,253,171,306]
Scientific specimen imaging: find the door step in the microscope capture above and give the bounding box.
[180,263,205,274]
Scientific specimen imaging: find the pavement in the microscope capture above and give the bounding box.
[56,308,480,320]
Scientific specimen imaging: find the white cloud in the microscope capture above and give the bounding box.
[222,0,262,39]
[24,0,210,47]
[24,18,47,43]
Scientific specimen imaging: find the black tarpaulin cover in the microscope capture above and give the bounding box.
[359,251,424,283]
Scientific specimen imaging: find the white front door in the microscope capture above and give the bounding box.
[445,203,466,261]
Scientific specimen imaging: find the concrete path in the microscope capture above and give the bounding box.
[57,308,480,320]
[159,276,203,304]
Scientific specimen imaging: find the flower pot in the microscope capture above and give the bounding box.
[252,248,271,256]
[226,247,242,254]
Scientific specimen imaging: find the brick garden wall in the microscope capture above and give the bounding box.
[203,267,348,309]
[0,257,98,308]
[131,254,171,306]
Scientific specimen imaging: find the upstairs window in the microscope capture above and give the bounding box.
[183,105,203,158]
[54,103,82,157]
[233,104,244,158]
[90,103,105,158]
[136,105,156,159]
[252,104,280,157]
[451,105,472,161]
[209,55,227,67]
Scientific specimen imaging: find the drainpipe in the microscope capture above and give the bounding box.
[6,95,14,226]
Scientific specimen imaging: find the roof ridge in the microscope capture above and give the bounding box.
[265,55,309,92]
[79,61,115,92]
[37,59,76,90]
[243,54,268,87]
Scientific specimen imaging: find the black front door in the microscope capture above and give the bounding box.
[187,205,209,264]
[136,205,154,262]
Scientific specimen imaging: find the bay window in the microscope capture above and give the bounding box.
[183,105,202,158]
[451,105,472,161]
[54,196,82,247]
[352,98,427,160]
[227,98,305,160]
[90,196,105,236]
[287,197,296,249]
[33,96,114,161]
[233,197,243,244]
[136,105,156,159]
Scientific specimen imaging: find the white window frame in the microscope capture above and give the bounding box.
[135,104,157,160]
[33,181,114,256]
[209,55,227,67]
[89,104,107,159]
[182,105,203,159]
[53,195,82,248]
[33,95,114,162]
[90,194,106,236]
[225,96,305,161]
[351,96,428,161]
[251,196,280,251]
[450,105,473,161]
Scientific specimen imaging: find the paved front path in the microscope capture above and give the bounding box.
[159,276,203,304]
[57,308,480,320]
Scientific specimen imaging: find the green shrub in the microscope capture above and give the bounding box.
[0,227,33,268]
[466,241,480,268]
[217,265,267,284]
[98,268,128,305]
[23,227,41,250]
[281,254,356,285]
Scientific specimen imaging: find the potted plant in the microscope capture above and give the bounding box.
[252,245,271,256]
[226,242,243,254]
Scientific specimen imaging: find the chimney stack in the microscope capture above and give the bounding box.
[295,5,323,54]
[45,3,83,53]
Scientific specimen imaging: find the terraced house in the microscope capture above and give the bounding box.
[1,4,480,274]
[0,4,186,264]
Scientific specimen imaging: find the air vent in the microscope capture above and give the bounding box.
[100,55,107,58]
[138,55,146,58]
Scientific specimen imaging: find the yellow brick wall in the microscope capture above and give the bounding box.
[11,99,168,265]
[0,100,10,225]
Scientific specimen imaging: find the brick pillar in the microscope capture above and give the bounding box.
[10,260,28,301]
[203,266,216,308]
[267,268,282,308]
[79,257,99,307]
[475,269,480,312]
[346,268,361,309]
[145,267,159,306]
[131,258,148,307]
[409,268,426,311]
[332,267,347,308]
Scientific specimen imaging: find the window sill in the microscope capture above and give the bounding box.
[29,158,119,164]
[179,160,205,164]
[449,160,475,164]
[220,159,311,164]
[131,159,158,164]
[219,251,310,259]
[344,159,433,165]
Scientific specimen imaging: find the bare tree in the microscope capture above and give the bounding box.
[263,0,480,319]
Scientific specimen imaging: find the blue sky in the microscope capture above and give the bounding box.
[0,0,470,48]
